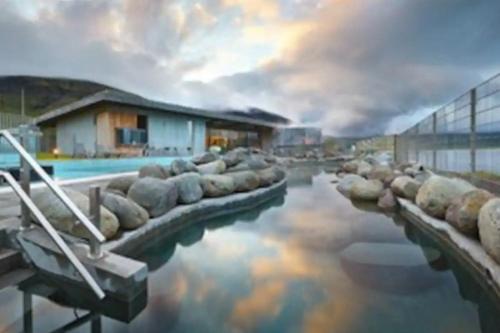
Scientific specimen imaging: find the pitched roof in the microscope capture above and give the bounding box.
[34,89,278,128]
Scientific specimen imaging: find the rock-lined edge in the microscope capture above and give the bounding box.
[398,197,500,298]
[104,179,287,255]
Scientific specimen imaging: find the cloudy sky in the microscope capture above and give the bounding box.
[1,0,500,136]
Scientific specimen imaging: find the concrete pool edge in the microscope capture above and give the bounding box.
[103,179,288,256]
[398,198,500,297]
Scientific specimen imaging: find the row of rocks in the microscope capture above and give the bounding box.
[336,155,500,264]
[32,147,286,241]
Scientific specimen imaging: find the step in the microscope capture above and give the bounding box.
[0,248,24,276]
[0,268,35,290]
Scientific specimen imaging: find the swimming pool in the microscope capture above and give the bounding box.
[1,166,499,332]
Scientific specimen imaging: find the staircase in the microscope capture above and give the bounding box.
[0,243,34,290]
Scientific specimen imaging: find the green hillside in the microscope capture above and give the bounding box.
[0,76,113,117]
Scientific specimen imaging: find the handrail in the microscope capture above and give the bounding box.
[0,129,106,243]
[0,170,105,299]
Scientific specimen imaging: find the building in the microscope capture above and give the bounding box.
[272,127,322,156]
[35,90,282,157]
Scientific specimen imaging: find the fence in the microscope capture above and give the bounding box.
[395,73,500,175]
[0,112,33,130]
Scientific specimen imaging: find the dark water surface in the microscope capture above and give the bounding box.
[1,166,500,333]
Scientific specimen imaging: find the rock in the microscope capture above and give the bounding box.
[32,189,119,240]
[368,165,393,182]
[351,179,384,201]
[172,172,203,204]
[342,161,358,173]
[127,177,178,217]
[356,161,373,177]
[445,189,494,237]
[222,149,245,167]
[264,155,277,164]
[170,159,198,175]
[337,174,365,196]
[197,160,226,175]
[192,152,218,165]
[478,199,500,263]
[272,166,286,182]
[105,188,126,197]
[106,175,137,195]
[138,164,170,179]
[101,192,148,230]
[414,169,434,183]
[256,167,277,187]
[246,154,269,170]
[200,175,235,197]
[415,176,476,219]
[390,176,421,200]
[228,171,260,192]
[377,189,398,210]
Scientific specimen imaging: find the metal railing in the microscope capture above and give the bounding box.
[394,73,500,175]
[0,127,106,299]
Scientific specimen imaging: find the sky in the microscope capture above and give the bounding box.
[1,0,500,136]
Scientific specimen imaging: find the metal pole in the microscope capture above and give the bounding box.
[23,292,33,333]
[19,125,31,229]
[91,315,102,333]
[88,186,103,259]
[432,113,437,170]
[470,88,477,174]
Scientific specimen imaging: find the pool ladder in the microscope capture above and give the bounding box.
[0,127,106,299]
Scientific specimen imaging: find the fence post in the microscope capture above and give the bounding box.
[19,125,32,230]
[88,186,103,259]
[470,88,477,174]
[432,113,437,170]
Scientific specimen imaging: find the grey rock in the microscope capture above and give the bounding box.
[390,176,421,200]
[478,198,500,263]
[228,171,260,192]
[192,152,218,165]
[337,174,364,196]
[172,172,203,204]
[446,189,494,237]
[128,177,178,217]
[222,149,246,167]
[342,161,358,173]
[170,159,198,175]
[368,165,393,182]
[356,161,373,178]
[32,189,119,240]
[351,179,384,201]
[200,175,235,197]
[256,167,276,187]
[377,189,398,210]
[106,175,137,195]
[102,192,148,230]
[416,175,476,218]
[197,160,226,175]
[138,164,170,179]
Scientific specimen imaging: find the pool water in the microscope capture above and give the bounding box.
[1,166,500,332]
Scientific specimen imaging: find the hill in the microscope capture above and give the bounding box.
[0,76,113,117]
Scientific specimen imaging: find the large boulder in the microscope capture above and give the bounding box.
[356,161,373,178]
[337,174,365,196]
[256,167,284,187]
[478,199,500,263]
[170,159,198,176]
[192,152,218,165]
[228,171,260,192]
[128,177,178,217]
[377,189,398,210]
[138,164,170,179]
[172,172,203,204]
[222,148,247,167]
[414,169,434,184]
[390,176,421,200]
[368,165,393,182]
[415,176,476,218]
[101,192,148,230]
[351,179,384,201]
[32,189,119,240]
[446,189,494,237]
[271,166,286,182]
[342,161,358,173]
[106,175,137,195]
[200,175,235,197]
[197,160,226,175]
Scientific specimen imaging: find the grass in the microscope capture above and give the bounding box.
[36,152,75,160]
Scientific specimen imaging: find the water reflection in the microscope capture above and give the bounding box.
[1,165,500,332]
